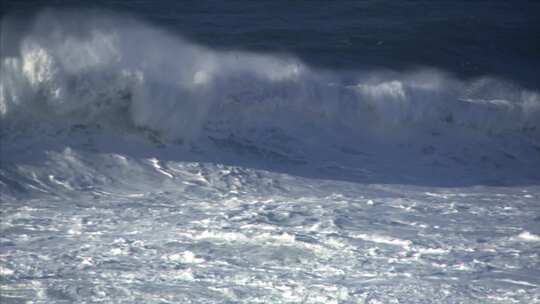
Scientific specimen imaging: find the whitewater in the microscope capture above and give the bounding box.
[1,10,539,303]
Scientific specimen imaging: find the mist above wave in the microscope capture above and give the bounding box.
[1,10,539,144]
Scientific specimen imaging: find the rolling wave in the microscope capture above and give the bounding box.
[1,10,538,146]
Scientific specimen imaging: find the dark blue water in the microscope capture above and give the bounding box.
[3,0,539,89]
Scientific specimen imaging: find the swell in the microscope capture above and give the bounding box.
[1,10,539,145]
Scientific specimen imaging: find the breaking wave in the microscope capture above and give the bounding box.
[1,10,539,144]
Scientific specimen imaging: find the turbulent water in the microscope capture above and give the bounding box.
[1,4,540,304]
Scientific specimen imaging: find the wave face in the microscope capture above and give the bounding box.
[1,10,539,144]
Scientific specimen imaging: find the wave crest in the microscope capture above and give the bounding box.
[1,10,539,142]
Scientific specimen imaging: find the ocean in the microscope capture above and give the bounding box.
[1,1,539,303]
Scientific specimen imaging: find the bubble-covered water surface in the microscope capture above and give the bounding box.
[2,152,539,303]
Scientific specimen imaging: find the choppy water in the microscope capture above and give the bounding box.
[2,144,540,303]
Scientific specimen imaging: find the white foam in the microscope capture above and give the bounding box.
[148,158,174,179]
[166,268,195,281]
[425,192,449,199]
[416,247,448,255]
[48,174,73,190]
[0,266,14,276]
[164,251,205,264]
[498,279,537,287]
[109,248,126,256]
[354,233,412,250]
[515,231,540,242]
